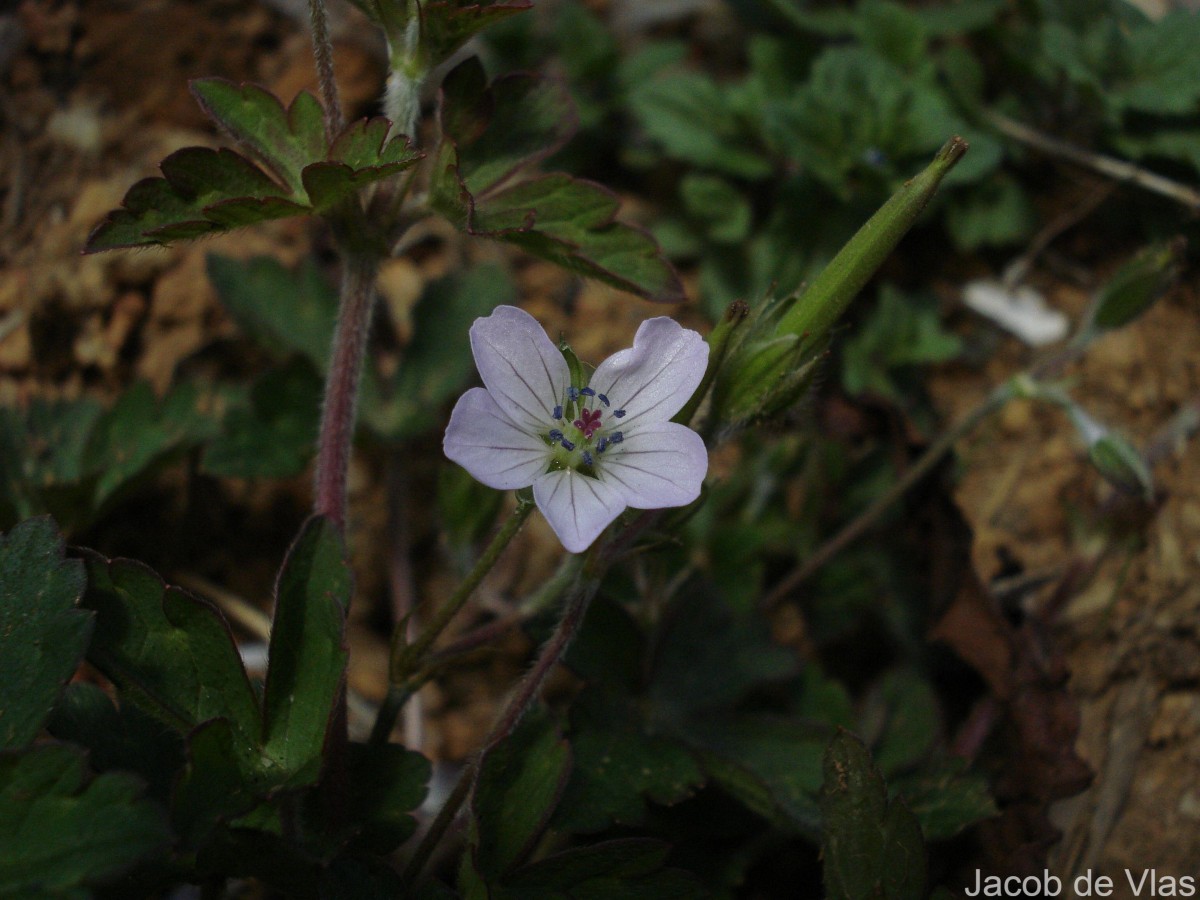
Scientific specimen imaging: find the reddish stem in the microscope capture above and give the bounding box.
[314,255,377,530]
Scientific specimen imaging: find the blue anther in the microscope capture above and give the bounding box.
[552,405,563,420]
[582,451,594,466]
[610,432,624,444]
[567,387,580,402]
[597,393,610,407]
[596,437,609,453]
[613,408,626,418]
[580,387,595,397]
[548,429,563,444]
[560,438,576,451]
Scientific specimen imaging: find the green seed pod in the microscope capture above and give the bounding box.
[774,137,968,346]
[1068,405,1154,500]
[1088,434,1154,500]
[1087,238,1184,333]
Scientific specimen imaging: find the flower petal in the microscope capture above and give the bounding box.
[587,317,708,429]
[597,422,707,509]
[470,305,570,433]
[444,387,550,490]
[533,469,627,553]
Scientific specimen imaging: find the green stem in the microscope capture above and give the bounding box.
[762,380,1015,609]
[389,498,536,685]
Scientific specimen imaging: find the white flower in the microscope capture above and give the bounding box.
[444,305,709,553]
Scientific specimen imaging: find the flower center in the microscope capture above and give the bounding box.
[546,384,626,474]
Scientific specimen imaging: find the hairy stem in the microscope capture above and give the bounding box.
[314,255,378,530]
[400,559,602,888]
[307,0,343,143]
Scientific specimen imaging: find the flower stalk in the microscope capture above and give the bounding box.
[400,550,604,889]
[387,496,535,691]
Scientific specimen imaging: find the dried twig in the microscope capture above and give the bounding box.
[984,109,1200,211]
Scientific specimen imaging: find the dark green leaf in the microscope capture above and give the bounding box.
[301,117,422,211]
[46,682,184,802]
[173,717,266,845]
[1118,11,1200,116]
[0,518,90,750]
[912,0,1005,35]
[555,687,704,833]
[190,79,326,196]
[840,287,962,403]
[262,516,350,786]
[80,550,260,741]
[467,174,685,302]
[365,264,516,438]
[433,63,684,301]
[470,714,571,878]
[690,714,828,837]
[345,742,431,853]
[562,595,645,694]
[420,1,533,68]
[862,670,941,775]
[85,381,216,508]
[680,174,752,245]
[891,761,997,841]
[439,60,576,196]
[0,397,103,529]
[0,744,170,898]
[628,70,772,179]
[202,361,322,479]
[648,587,796,726]
[794,665,856,730]
[858,0,928,71]
[206,254,339,367]
[821,731,927,900]
[86,147,309,251]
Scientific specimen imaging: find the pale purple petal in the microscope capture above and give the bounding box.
[444,387,550,490]
[470,306,570,433]
[587,317,708,429]
[597,423,707,509]
[533,469,627,553]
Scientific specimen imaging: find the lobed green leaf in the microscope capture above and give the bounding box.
[0,518,90,750]
[821,730,927,900]
[0,744,170,898]
[191,79,326,196]
[261,516,350,786]
[80,549,260,742]
[302,117,422,211]
[469,714,572,879]
[434,61,684,302]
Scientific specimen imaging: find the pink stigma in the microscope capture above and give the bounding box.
[573,407,603,439]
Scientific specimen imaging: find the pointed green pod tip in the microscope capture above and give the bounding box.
[775,136,969,345]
